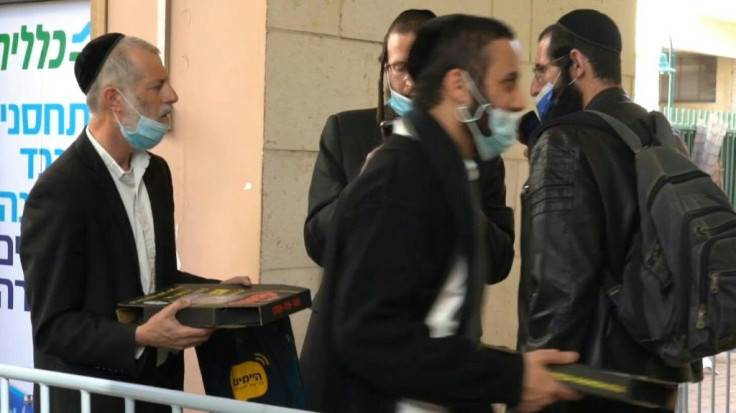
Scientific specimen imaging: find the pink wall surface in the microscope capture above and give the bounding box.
[106,0,267,401]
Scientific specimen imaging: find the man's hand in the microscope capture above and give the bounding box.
[516,349,581,412]
[360,145,383,175]
[220,276,252,286]
[134,299,214,350]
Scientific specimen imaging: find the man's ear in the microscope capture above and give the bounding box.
[101,87,122,112]
[442,68,472,106]
[569,49,587,79]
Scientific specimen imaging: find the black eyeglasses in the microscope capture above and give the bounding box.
[385,62,409,81]
[532,56,565,83]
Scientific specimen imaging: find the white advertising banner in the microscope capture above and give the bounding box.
[0,1,90,410]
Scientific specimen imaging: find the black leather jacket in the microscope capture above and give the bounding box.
[519,88,700,391]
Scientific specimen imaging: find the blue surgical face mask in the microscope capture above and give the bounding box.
[535,79,556,120]
[456,72,524,160]
[114,90,170,150]
[534,72,562,120]
[387,83,414,117]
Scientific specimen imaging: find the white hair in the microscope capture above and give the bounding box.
[85,36,160,114]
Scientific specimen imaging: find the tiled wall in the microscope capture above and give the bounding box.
[262,0,638,351]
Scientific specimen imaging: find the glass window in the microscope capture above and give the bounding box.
[659,53,718,103]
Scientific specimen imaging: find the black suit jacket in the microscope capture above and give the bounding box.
[304,108,384,265]
[304,108,515,279]
[300,109,523,413]
[20,130,204,413]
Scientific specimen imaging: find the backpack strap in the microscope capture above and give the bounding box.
[586,110,644,153]
[587,110,684,154]
[530,109,649,153]
[578,111,647,302]
[650,111,679,150]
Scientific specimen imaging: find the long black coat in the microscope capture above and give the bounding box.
[300,109,523,413]
[303,107,515,277]
[20,131,205,413]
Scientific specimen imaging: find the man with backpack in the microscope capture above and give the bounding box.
[518,9,702,412]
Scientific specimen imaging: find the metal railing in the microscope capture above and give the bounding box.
[663,107,736,131]
[0,363,307,413]
[659,106,736,207]
[676,353,734,412]
[660,107,736,412]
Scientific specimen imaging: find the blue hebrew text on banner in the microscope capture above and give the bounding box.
[0,0,90,402]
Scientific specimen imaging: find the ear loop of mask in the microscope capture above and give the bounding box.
[534,55,565,85]
[568,54,579,85]
[550,55,578,104]
[455,71,492,123]
[535,68,563,104]
[114,89,172,131]
[117,89,145,116]
[454,71,497,142]
[549,70,563,92]
[386,74,407,100]
[111,89,141,132]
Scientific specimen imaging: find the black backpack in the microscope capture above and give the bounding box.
[576,110,736,367]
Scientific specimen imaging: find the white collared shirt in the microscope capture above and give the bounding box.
[87,127,157,295]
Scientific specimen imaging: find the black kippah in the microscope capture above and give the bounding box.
[74,32,125,94]
[557,9,621,53]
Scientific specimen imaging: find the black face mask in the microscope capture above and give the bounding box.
[545,58,583,121]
